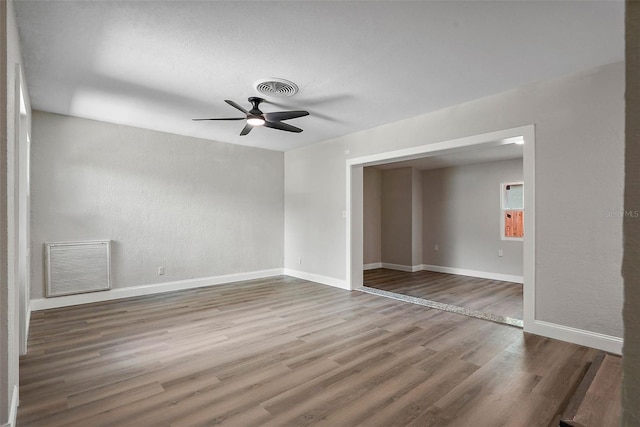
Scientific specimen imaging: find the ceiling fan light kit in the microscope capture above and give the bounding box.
[246,117,265,126]
[193,95,309,136]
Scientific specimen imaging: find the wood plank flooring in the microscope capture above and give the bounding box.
[19,276,595,426]
[571,354,622,427]
[364,268,523,320]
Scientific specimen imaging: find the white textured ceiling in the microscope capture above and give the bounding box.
[15,1,624,152]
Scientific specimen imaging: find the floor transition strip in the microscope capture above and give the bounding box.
[358,285,524,328]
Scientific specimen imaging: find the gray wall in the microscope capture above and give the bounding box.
[380,168,413,266]
[364,166,425,269]
[623,1,640,424]
[363,159,522,276]
[422,158,523,276]
[363,167,381,265]
[411,168,423,267]
[30,112,284,299]
[284,61,624,338]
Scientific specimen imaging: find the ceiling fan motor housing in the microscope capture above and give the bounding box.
[247,97,266,124]
[248,97,264,115]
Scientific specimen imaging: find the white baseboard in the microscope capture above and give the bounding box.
[370,263,521,281]
[363,262,382,270]
[421,264,523,284]
[26,302,31,339]
[30,268,284,311]
[526,320,623,355]
[21,302,31,355]
[283,268,348,290]
[5,384,18,427]
[380,263,423,273]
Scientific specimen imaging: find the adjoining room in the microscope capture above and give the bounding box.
[363,143,524,324]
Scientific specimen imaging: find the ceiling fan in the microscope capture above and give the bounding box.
[193,97,309,136]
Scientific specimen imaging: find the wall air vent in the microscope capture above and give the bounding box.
[254,78,299,97]
[45,240,111,297]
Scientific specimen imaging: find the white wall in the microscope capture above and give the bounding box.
[422,158,523,277]
[30,112,284,299]
[284,61,624,339]
[362,167,381,265]
[1,1,31,424]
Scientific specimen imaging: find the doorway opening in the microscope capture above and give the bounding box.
[346,125,535,330]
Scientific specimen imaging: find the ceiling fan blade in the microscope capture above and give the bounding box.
[264,120,303,133]
[192,117,245,121]
[225,100,249,114]
[239,123,253,136]
[264,111,309,122]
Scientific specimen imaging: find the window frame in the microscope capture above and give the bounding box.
[500,181,524,241]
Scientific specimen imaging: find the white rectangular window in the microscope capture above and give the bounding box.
[501,182,524,240]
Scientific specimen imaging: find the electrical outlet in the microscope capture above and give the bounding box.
[298,257,302,265]
[158,266,165,275]
[498,249,504,257]
[434,244,439,251]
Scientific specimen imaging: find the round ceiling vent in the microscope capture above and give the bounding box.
[254,78,299,97]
